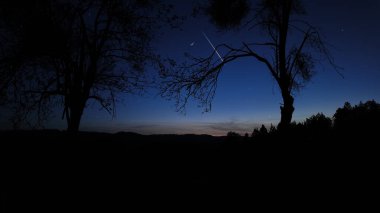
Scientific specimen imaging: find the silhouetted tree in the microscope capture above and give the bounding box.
[259,124,268,135]
[227,131,241,137]
[251,128,260,138]
[269,124,276,134]
[161,0,340,130]
[304,113,332,132]
[333,102,352,131]
[244,132,249,138]
[0,0,177,131]
[333,100,380,134]
[227,131,241,142]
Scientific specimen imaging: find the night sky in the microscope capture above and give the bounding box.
[2,0,380,135]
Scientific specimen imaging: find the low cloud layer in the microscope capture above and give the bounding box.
[90,120,275,136]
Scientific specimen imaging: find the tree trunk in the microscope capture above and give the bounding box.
[278,90,294,131]
[67,107,83,132]
[66,96,85,133]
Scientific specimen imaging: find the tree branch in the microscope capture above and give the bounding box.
[242,42,279,81]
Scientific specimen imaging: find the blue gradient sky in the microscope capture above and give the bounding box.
[1,0,380,135]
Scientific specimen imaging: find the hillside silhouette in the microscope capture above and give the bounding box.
[1,100,379,211]
[1,0,379,210]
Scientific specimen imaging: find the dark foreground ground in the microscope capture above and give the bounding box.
[1,130,378,211]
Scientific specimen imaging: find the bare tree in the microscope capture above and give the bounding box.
[0,0,177,131]
[161,0,341,130]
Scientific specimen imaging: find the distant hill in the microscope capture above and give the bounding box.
[1,128,377,211]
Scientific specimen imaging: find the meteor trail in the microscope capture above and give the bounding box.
[202,31,224,62]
